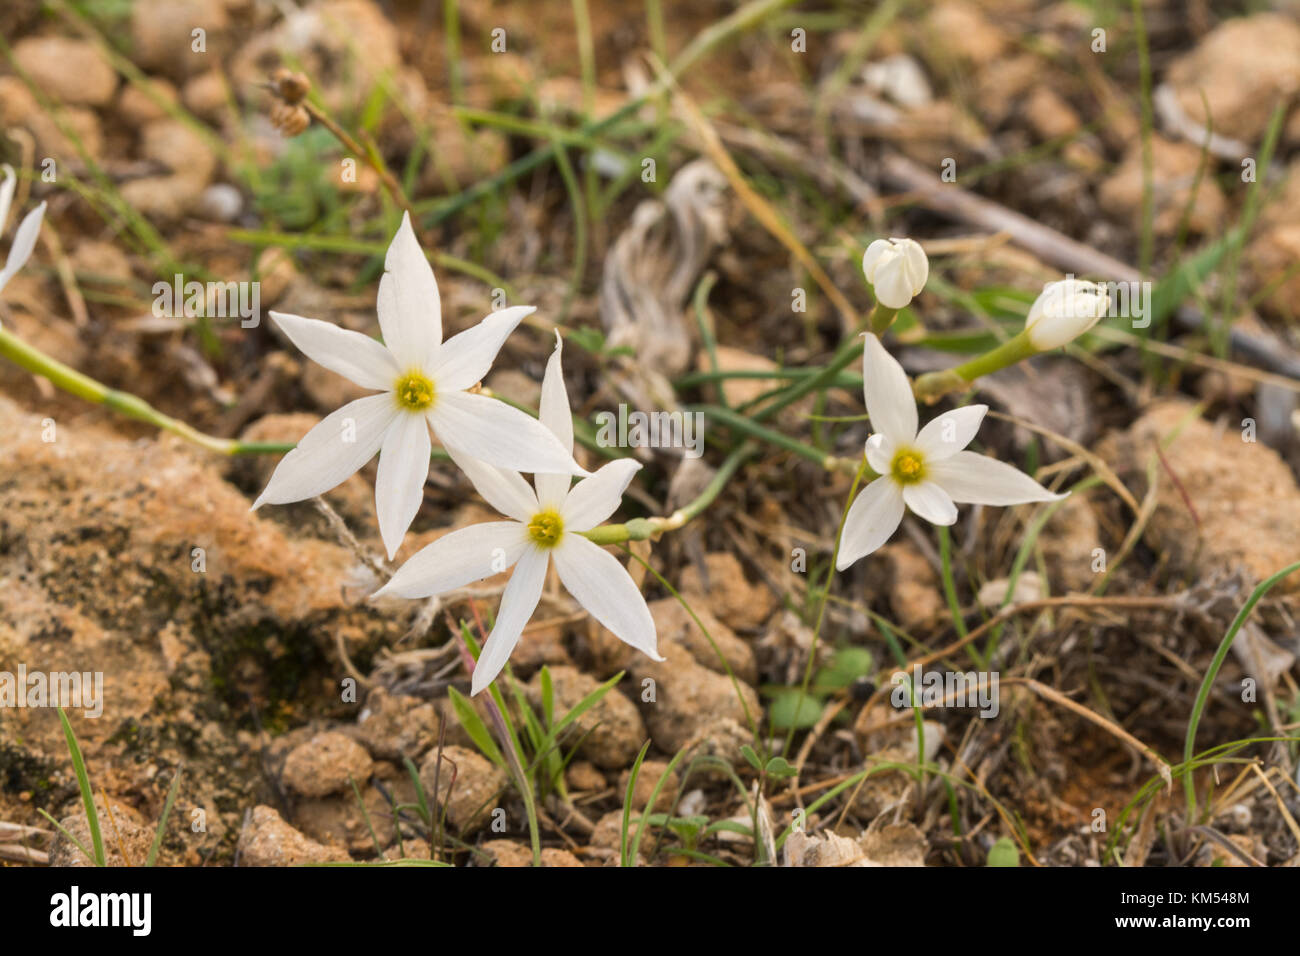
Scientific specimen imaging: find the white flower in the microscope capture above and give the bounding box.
[1024,278,1110,350]
[836,334,1065,570]
[0,164,47,300]
[375,334,661,695]
[861,237,928,310]
[254,212,585,558]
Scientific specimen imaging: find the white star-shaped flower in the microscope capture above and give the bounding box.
[0,164,47,304]
[254,212,585,558]
[374,334,662,695]
[837,334,1065,570]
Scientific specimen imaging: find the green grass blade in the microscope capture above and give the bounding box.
[58,707,105,867]
[145,764,183,867]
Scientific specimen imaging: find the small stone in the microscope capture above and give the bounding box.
[618,760,679,813]
[1166,14,1300,145]
[132,0,230,81]
[881,542,943,630]
[0,77,103,164]
[236,805,342,866]
[480,840,584,867]
[356,686,463,762]
[254,246,298,306]
[922,2,1008,68]
[49,796,152,867]
[678,551,775,631]
[526,666,645,769]
[117,79,178,126]
[565,760,605,792]
[282,731,374,798]
[1023,87,1081,142]
[197,183,244,223]
[70,240,134,287]
[1099,137,1226,237]
[862,53,932,109]
[181,70,227,122]
[631,645,760,754]
[13,36,117,106]
[1097,401,1300,593]
[418,745,508,833]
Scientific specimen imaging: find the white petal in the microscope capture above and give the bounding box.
[865,432,895,475]
[560,458,641,531]
[252,393,397,507]
[374,521,529,599]
[928,451,1068,506]
[430,390,585,476]
[861,239,892,282]
[534,331,574,506]
[0,201,45,292]
[897,237,929,294]
[552,534,660,660]
[378,211,441,366]
[443,440,538,523]
[471,547,549,695]
[430,305,534,392]
[0,165,15,236]
[903,481,958,525]
[914,404,987,461]
[862,333,917,445]
[871,266,914,310]
[269,311,399,391]
[836,478,905,570]
[375,412,431,559]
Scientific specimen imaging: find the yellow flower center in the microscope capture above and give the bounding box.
[394,371,435,411]
[890,449,926,485]
[527,509,565,548]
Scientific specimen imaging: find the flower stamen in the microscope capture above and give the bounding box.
[890,449,926,485]
[527,509,564,548]
[394,371,435,411]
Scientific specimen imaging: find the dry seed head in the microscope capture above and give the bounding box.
[272,68,311,105]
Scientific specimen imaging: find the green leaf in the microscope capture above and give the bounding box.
[551,671,624,738]
[739,744,763,772]
[764,756,798,779]
[58,708,104,867]
[145,764,183,867]
[447,686,507,770]
[767,688,823,730]
[987,837,1020,867]
[813,646,874,692]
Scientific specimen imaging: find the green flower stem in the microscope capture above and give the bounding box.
[0,324,259,455]
[868,304,898,335]
[580,441,756,546]
[751,302,896,423]
[0,326,470,461]
[692,404,856,472]
[1183,560,1300,819]
[912,330,1037,404]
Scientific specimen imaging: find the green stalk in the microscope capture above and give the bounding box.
[1183,561,1300,819]
[580,442,755,545]
[781,455,870,757]
[0,324,252,454]
[912,331,1037,403]
[693,404,854,471]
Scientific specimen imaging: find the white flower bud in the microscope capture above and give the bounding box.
[1024,279,1110,350]
[862,237,928,310]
